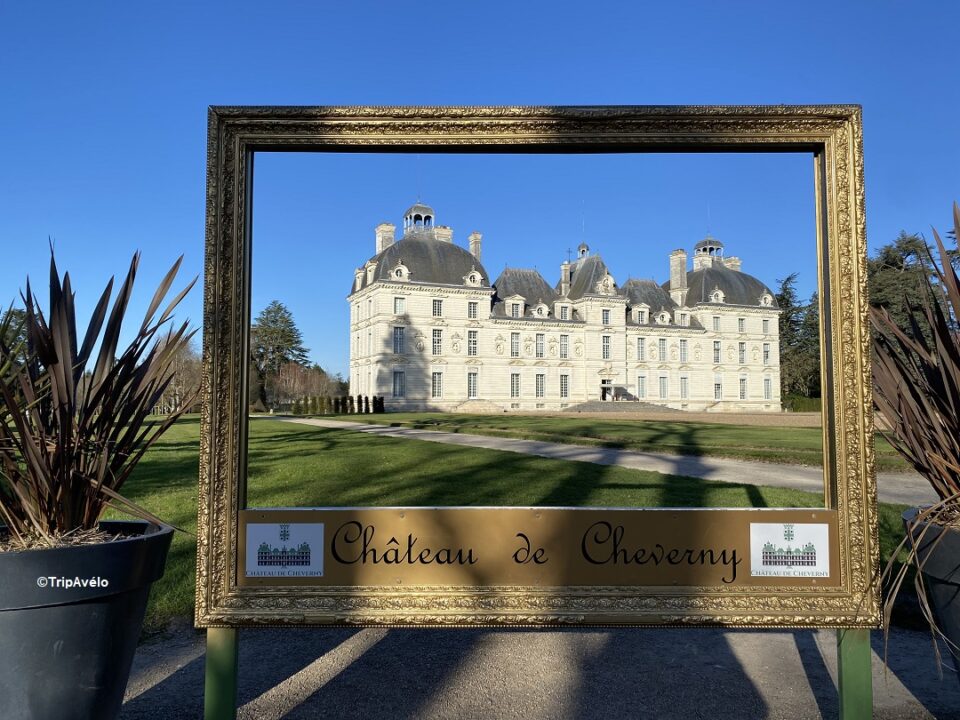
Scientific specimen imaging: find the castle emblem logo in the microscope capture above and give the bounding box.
[245,522,325,578]
[749,522,829,578]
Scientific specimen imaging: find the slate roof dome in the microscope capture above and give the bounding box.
[678,262,779,308]
[491,268,556,317]
[351,236,490,295]
[620,279,677,315]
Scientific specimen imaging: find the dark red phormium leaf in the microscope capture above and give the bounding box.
[0,250,196,545]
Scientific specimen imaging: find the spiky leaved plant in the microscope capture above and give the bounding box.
[872,202,960,670]
[0,251,196,548]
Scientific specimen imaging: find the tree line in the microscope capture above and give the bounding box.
[777,230,959,407]
[248,300,346,412]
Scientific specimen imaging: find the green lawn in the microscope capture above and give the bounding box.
[332,412,908,471]
[121,416,912,632]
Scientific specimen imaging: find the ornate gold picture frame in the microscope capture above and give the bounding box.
[196,105,877,628]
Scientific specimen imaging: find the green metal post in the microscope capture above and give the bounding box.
[205,627,239,720]
[837,628,873,720]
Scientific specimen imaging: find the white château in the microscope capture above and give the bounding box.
[349,202,781,412]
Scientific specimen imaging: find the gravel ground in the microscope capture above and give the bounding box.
[121,623,960,719]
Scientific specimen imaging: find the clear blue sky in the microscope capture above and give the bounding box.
[2,1,957,377]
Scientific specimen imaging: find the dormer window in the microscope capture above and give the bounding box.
[657,311,671,325]
[534,303,548,317]
[465,271,482,287]
[760,293,773,307]
[511,302,522,318]
[559,305,569,321]
[710,288,725,303]
[636,308,648,324]
[392,262,410,281]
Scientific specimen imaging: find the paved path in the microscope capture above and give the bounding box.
[122,623,960,719]
[274,417,936,506]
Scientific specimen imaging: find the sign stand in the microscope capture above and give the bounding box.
[204,628,239,720]
[837,628,873,719]
[201,627,874,718]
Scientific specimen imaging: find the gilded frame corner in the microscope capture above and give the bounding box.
[196,105,877,628]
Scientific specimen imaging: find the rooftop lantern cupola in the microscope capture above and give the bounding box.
[403,201,436,238]
[693,234,724,270]
[577,242,590,258]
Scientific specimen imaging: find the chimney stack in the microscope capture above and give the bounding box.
[559,260,572,297]
[434,225,453,243]
[723,256,742,272]
[669,249,688,305]
[375,223,396,254]
[468,231,482,261]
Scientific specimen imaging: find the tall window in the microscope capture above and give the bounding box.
[560,334,569,359]
[431,372,443,398]
[511,303,521,318]
[658,375,668,399]
[560,374,569,399]
[712,316,720,332]
[368,299,372,318]
[739,377,747,400]
[510,332,520,358]
[392,326,405,354]
[468,301,478,319]
[763,343,770,365]
[680,375,689,399]
[637,309,647,324]
[394,297,405,315]
[738,341,746,364]
[738,317,745,333]
[762,318,770,334]
[432,329,442,356]
[468,330,478,356]
[433,299,443,317]
[679,339,688,363]
[560,306,569,321]
[637,337,646,361]
[535,373,545,398]
[602,309,611,325]
[602,335,611,360]
[658,338,667,360]
[536,333,545,358]
[764,377,772,400]
[713,340,721,363]
[510,373,521,398]
[637,375,647,399]
[467,371,478,399]
[392,371,405,398]
[679,313,688,326]
[714,376,723,400]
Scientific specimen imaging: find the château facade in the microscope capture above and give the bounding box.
[349,203,781,412]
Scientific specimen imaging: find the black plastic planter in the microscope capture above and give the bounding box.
[0,521,173,720]
[904,508,960,682]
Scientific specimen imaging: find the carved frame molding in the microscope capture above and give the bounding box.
[197,105,876,628]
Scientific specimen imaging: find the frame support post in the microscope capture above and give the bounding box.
[205,627,239,720]
[837,628,872,720]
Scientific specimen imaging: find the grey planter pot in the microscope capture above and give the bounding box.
[0,521,173,720]
[903,507,960,681]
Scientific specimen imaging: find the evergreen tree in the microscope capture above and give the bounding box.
[250,301,309,408]
[867,231,959,340]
